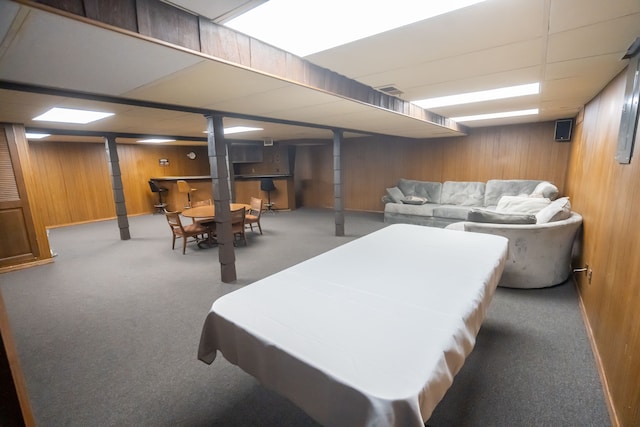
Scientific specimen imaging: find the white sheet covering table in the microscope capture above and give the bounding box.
[198,224,508,426]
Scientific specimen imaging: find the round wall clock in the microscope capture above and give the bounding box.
[186,151,197,160]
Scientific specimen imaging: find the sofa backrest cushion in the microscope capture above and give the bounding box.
[467,208,537,224]
[385,186,405,203]
[484,179,543,207]
[441,181,486,206]
[398,179,442,203]
[433,205,474,220]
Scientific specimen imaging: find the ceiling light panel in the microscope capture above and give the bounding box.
[222,126,263,135]
[226,0,487,57]
[452,108,539,122]
[137,138,176,143]
[33,107,114,124]
[414,83,540,109]
[25,132,50,139]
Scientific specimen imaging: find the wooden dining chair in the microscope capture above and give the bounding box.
[177,180,197,208]
[245,197,263,235]
[190,199,213,239]
[230,206,247,246]
[165,211,209,254]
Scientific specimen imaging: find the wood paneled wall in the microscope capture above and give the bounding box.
[295,121,571,211]
[27,140,209,227]
[565,69,640,427]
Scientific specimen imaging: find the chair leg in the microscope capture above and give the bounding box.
[182,237,187,254]
[172,235,176,250]
[257,221,262,235]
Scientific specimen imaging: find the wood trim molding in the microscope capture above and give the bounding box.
[574,278,620,427]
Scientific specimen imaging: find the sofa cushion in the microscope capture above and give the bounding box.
[467,208,537,224]
[530,181,559,200]
[536,197,572,224]
[496,196,551,214]
[484,179,543,207]
[385,186,404,203]
[433,205,475,220]
[402,195,429,205]
[385,201,439,216]
[397,179,442,203]
[441,181,486,206]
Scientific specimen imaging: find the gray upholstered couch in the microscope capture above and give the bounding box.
[445,213,582,288]
[383,179,557,227]
[383,178,583,289]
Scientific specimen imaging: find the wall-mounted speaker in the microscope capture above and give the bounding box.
[554,119,573,142]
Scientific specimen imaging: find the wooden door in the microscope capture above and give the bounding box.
[0,125,42,268]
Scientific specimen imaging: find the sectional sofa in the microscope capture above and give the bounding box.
[383,178,559,227]
[382,178,583,288]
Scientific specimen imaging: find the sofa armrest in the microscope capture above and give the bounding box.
[446,213,583,288]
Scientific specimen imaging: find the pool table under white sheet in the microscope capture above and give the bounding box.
[198,224,508,426]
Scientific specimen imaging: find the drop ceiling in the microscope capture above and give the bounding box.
[0,0,638,146]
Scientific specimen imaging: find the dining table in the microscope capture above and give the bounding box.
[181,203,249,247]
[180,203,250,221]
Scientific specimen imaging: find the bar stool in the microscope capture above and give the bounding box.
[177,180,197,208]
[260,177,276,213]
[148,180,168,213]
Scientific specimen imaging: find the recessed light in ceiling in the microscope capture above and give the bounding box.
[25,132,51,139]
[222,126,264,135]
[451,109,539,122]
[33,107,114,124]
[414,83,540,109]
[226,0,487,57]
[137,138,176,143]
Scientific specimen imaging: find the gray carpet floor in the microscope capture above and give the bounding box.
[0,208,609,426]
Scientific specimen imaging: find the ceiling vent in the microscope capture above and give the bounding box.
[377,85,404,97]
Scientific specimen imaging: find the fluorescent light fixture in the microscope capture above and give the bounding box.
[226,0,487,57]
[137,138,176,143]
[415,83,540,109]
[33,107,114,124]
[452,109,539,122]
[25,132,51,139]
[222,126,263,135]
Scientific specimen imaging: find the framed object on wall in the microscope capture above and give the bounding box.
[616,38,640,164]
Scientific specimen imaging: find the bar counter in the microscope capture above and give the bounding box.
[151,175,295,211]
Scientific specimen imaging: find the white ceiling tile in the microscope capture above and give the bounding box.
[0,1,20,51]
[549,0,640,33]
[547,14,640,63]
[0,7,203,95]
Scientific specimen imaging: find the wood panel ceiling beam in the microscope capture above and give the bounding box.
[16,0,466,136]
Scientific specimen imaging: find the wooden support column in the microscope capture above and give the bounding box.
[205,114,236,283]
[104,135,130,240]
[333,129,344,236]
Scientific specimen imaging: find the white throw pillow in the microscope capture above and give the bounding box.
[536,197,572,223]
[496,196,551,214]
[402,195,429,205]
[530,181,559,200]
